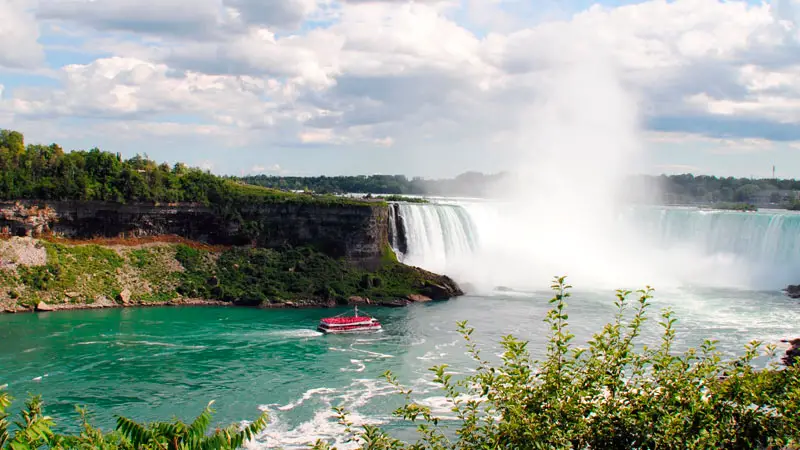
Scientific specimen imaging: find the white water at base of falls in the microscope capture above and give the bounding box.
[391,201,800,292]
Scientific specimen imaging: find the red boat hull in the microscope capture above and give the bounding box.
[317,322,383,334]
[318,307,382,334]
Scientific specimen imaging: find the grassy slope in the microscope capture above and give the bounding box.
[0,239,454,311]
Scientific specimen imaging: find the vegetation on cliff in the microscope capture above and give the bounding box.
[2,278,798,449]
[372,195,429,204]
[0,237,460,311]
[0,130,370,207]
[702,202,758,212]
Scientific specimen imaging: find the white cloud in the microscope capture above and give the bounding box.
[0,0,45,69]
[251,163,282,173]
[646,130,777,153]
[35,0,323,37]
[223,0,318,29]
[7,0,800,174]
[5,56,287,127]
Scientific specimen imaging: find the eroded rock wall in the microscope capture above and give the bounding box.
[0,200,389,265]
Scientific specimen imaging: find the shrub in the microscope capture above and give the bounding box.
[17,265,55,290]
[0,387,268,450]
[711,202,758,212]
[376,195,429,204]
[174,245,207,272]
[316,277,800,449]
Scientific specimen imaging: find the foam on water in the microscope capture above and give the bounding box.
[268,329,324,339]
[249,379,399,449]
[339,359,366,372]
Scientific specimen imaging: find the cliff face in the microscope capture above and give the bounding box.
[0,200,389,265]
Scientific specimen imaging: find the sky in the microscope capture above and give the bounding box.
[2,0,800,178]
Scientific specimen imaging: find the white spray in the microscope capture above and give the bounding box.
[460,42,657,291]
[422,38,785,292]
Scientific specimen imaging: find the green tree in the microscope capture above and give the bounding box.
[735,183,761,202]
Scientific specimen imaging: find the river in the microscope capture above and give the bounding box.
[0,285,796,448]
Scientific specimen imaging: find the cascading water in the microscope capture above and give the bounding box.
[624,207,800,289]
[389,202,479,275]
[388,204,399,251]
[392,200,800,291]
[629,207,800,264]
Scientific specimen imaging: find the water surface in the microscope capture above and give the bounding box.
[1,286,795,448]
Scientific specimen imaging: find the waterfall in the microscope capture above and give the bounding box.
[389,203,479,275]
[392,201,800,290]
[388,204,398,251]
[627,207,800,265]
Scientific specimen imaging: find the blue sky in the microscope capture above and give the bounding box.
[2,0,800,178]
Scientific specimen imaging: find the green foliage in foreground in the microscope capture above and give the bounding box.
[0,392,268,450]
[2,278,798,449]
[319,277,800,449]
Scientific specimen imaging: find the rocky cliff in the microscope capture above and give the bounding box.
[0,200,388,266]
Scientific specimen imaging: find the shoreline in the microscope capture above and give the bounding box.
[2,298,231,314]
[1,296,432,315]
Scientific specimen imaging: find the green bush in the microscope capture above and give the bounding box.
[376,195,429,203]
[174,245,207,272]
[17,265,56,290]
[316,277,800,449]
[171,245,442,304]
[0,388,268,450]
[710,202,758,212]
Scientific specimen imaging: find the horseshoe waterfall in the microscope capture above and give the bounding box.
[389,201,800,291]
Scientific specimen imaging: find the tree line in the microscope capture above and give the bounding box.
[0,129,227,204]
[238,172,507,197]
[0,130,363,207]
[6,128,799,208]
[241,171,800,207]
[650,173,800,206]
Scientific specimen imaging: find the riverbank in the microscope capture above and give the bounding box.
[2,297,231,314]
[2,295,435,314]
[0,236,463,314]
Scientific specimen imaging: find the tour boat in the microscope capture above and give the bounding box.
[317,306,382,334]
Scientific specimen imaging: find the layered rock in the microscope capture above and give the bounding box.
[0,200,388,266]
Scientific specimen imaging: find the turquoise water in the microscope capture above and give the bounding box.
[1,286,797,448]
